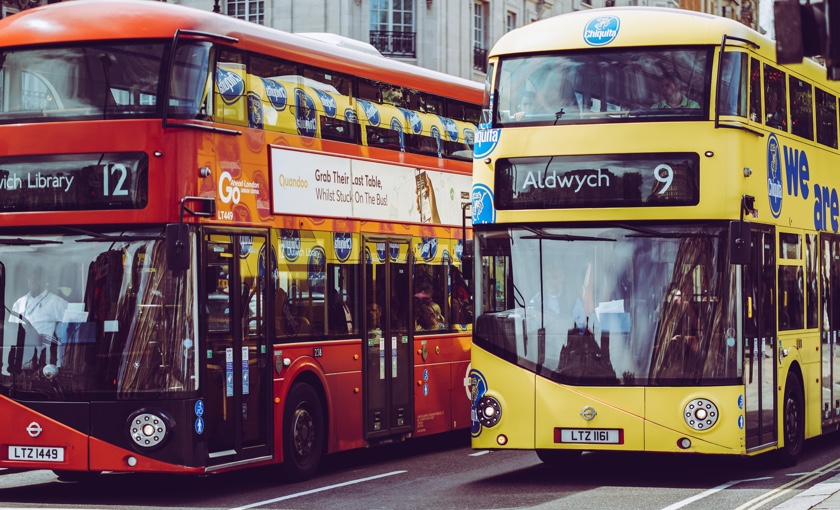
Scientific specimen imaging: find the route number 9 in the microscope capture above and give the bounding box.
[653,164,674,195]
[102,163,129,197]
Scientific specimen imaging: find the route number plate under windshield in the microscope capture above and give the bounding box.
[8,446,65,462]
[557,428,623,444]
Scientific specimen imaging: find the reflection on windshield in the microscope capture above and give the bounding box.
[475,225,741,386]
[0,229,197,400]
[0,42,211,124]
[495,48,710,126]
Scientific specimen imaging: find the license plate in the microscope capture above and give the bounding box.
[8,446,65,462]
[557,428,623,444]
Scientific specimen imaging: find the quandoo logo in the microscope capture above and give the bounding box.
[583,16,620,47]
[315,89,337,118]
[294,88,317,137]
[358,100,380,126]
[767,133,783,218]
[473,129,500,160]
[420,238,438,262]
[247,92,263,130]
[333,232,352,262]
[261,78,287,111]
[472,183,496,225]
[281,229,301,262]
[439,116,459,142]
[216,68,244,105]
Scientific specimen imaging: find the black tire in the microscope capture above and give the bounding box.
[536,449,582,466]
[52,470,102,482]
[281,383,325,482]
[777,375,805,467]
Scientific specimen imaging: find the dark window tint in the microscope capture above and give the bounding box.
[749,58,762,122]
[816,87,838,148]
[789,76,813,140]
[763,64,787,131]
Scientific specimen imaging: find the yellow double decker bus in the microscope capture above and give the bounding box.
[469,7,840,466]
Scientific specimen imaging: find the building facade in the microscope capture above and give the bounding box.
[1,0,760,81]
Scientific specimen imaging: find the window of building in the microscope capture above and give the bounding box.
[473,2,487,51]
[226,0,264,25]
[369,0,416,57]
[506,11,516,33]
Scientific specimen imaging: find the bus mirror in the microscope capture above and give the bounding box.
[729,221,751,265]
[182,196,216,217]
[166,223,190,271]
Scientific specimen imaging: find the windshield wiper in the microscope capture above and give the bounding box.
[616,223,719,239]
[521,226,615,242]
[62,226,162,243]
[0,238,62,246]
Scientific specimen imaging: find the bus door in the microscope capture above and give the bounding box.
[743,225,777,449]
[362,236,414,441]
[202,231,271,466]
[821,234,840,429]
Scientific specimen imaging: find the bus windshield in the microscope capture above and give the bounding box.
[0,229,198,400]
[0,42,211,123]
[474,224,740,386]
[494,47,711,126]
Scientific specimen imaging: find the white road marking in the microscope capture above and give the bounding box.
[469,450,491,457]
[660,477,772,510]
[227,470,407,510]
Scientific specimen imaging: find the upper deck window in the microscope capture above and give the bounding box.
[494,47,711,126]
[0,44,167,125]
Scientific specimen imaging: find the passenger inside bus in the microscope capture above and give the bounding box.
[10,266,68,370]
[651,74,700,109]
[512,91,536,121]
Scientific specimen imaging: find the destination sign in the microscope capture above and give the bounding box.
[494,152,699,210]
[0,152,148,212]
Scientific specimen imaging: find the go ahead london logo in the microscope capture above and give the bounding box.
[583,16,620,46]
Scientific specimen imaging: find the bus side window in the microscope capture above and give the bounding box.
[215,48,248,127]
[763,63,788,131]
[749,58,762,122]
[816,87,838,149]
[789,76,814,141]
[718,52,747,117]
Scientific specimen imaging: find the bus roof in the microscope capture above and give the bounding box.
[490,7,828,84]
[0,0,482,103]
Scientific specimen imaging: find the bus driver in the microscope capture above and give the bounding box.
[10,266,68,370]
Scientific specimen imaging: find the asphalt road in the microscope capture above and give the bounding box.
[3,430,840,510]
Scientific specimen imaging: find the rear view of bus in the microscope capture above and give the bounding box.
[471,7,838,465]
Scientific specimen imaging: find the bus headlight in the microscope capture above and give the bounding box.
[478,395,502,428]
[127,409,173,450]
[684,398,718,431]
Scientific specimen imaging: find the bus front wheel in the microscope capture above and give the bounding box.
[281,383,325,482]
[536,449,582,466]
[777,374,804,467]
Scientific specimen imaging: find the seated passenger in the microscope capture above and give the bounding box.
[651,75,700,109]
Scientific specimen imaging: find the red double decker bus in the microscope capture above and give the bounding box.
[0,0,481,480]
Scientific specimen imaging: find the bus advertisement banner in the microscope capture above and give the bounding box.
[269,147,471,225]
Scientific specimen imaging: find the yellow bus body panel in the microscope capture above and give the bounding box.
[534,379,644,451]
[471,345,535,449]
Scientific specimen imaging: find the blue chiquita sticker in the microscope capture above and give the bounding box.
[469,369,489,437]
[358,99,380,126]
[473,129,500,159]
[216,68,244,105]
[583,16,620,47]
[247,92,263,130]
[472,183,496,224]
[281,229,301,262]
[261,78,288,111]
[294,88,317,137]
[767,133,783,218]
[334,232,352,262]
[420,238,438,262]
[314,89,337,117]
